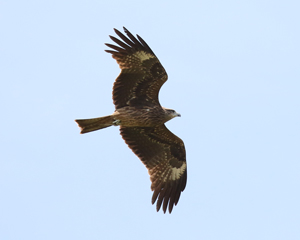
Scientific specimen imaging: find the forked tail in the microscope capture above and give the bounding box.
[75,115,114,134]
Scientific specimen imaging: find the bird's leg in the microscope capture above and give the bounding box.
[112,119,121,126]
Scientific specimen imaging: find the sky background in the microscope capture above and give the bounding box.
[1,0,300,239]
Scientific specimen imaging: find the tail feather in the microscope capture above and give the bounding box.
[75,115,114,134]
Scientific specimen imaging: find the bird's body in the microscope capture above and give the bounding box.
[114,106,178,127]
[75,27,187,213]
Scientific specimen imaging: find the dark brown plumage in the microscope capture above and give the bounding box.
[75,27,187,213]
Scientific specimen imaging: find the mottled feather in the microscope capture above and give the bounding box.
[120,125,187,213]
[105,27,168,109]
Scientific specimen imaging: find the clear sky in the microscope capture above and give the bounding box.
[1,0,300,239]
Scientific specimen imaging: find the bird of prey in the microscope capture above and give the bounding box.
[75,27,187,213]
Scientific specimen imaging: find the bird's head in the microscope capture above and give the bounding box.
[163,108,181,121]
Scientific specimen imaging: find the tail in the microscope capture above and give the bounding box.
[75,115,114,134]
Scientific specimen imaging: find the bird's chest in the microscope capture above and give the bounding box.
[114,106,166,127]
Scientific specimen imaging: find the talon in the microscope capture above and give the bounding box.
[112,119,121,126]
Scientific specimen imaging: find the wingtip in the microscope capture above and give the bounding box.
[113,28,121,35]
[156,203,163,213]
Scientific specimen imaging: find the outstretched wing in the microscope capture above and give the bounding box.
[120,125,187,213]
[105,27,168,109]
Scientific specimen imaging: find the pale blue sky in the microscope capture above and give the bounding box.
[1,1,300,239]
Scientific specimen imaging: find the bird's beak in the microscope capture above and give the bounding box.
[177,113,181,117]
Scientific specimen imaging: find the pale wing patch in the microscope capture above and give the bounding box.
[148,159,186,189]
[118,51,154,70]
[170,162,187,181]
[133,51,154,62]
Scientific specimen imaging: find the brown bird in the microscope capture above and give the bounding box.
[75,27,187,213]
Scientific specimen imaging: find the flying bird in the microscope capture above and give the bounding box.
[75,27,187,213]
